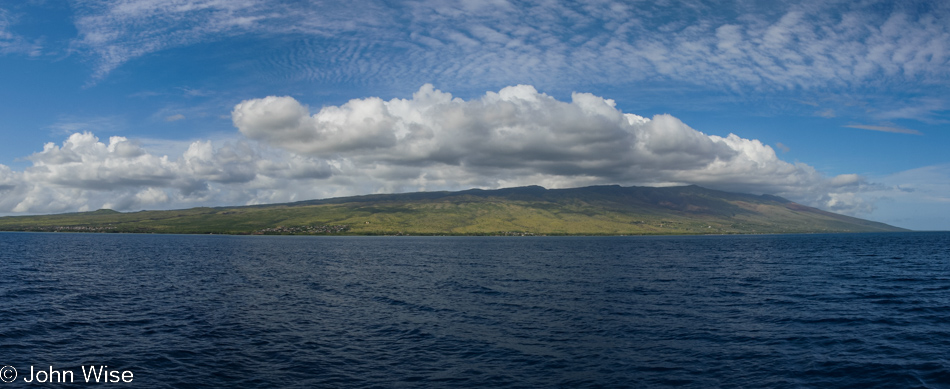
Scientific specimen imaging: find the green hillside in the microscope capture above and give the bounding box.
[0,185,906,235]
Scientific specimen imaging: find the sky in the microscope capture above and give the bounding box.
[0,0,948,230]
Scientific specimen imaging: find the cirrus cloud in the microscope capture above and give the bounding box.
[0,7,41,56]
[68,0,950,93]
[844,124,923,135]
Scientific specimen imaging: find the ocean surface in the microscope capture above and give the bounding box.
[1,232,949,388]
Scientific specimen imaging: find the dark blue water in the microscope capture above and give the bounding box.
[1,232,949,388]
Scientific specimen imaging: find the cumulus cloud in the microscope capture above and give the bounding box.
[233,84,875,214]
[0,132,333,214]
[0,84,886,215]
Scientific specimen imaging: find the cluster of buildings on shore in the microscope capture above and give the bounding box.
[18,225,118,232]
[253,225,351,235]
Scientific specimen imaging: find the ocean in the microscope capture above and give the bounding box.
[1,232,948,388]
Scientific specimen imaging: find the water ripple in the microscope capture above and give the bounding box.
[1,232,949,387]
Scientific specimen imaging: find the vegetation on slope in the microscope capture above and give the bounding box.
[0,185,906,235]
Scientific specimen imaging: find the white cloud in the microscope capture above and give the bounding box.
[234,84,875,214]
[844,124,923,135]
[0,132,333,213]
[25,133,175,190]
[164,113,186,122]
[72,0,268,79]
[0,7,36,55]
[0,84,881,216]
[68,1,950,95]
[869,97,947,123]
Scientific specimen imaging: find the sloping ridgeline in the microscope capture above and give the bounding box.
[0,185,906,235]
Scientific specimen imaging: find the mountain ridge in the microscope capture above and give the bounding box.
[0,185,906,235]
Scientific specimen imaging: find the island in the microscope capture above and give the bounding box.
[0,185,906,235]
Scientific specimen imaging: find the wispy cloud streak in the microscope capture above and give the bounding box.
[0,7,40,55]
[844,124,923,135]
[72,0,268,79]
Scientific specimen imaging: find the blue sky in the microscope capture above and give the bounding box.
[0,0,948,230]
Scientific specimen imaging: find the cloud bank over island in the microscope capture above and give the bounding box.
[0,85,875,215]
